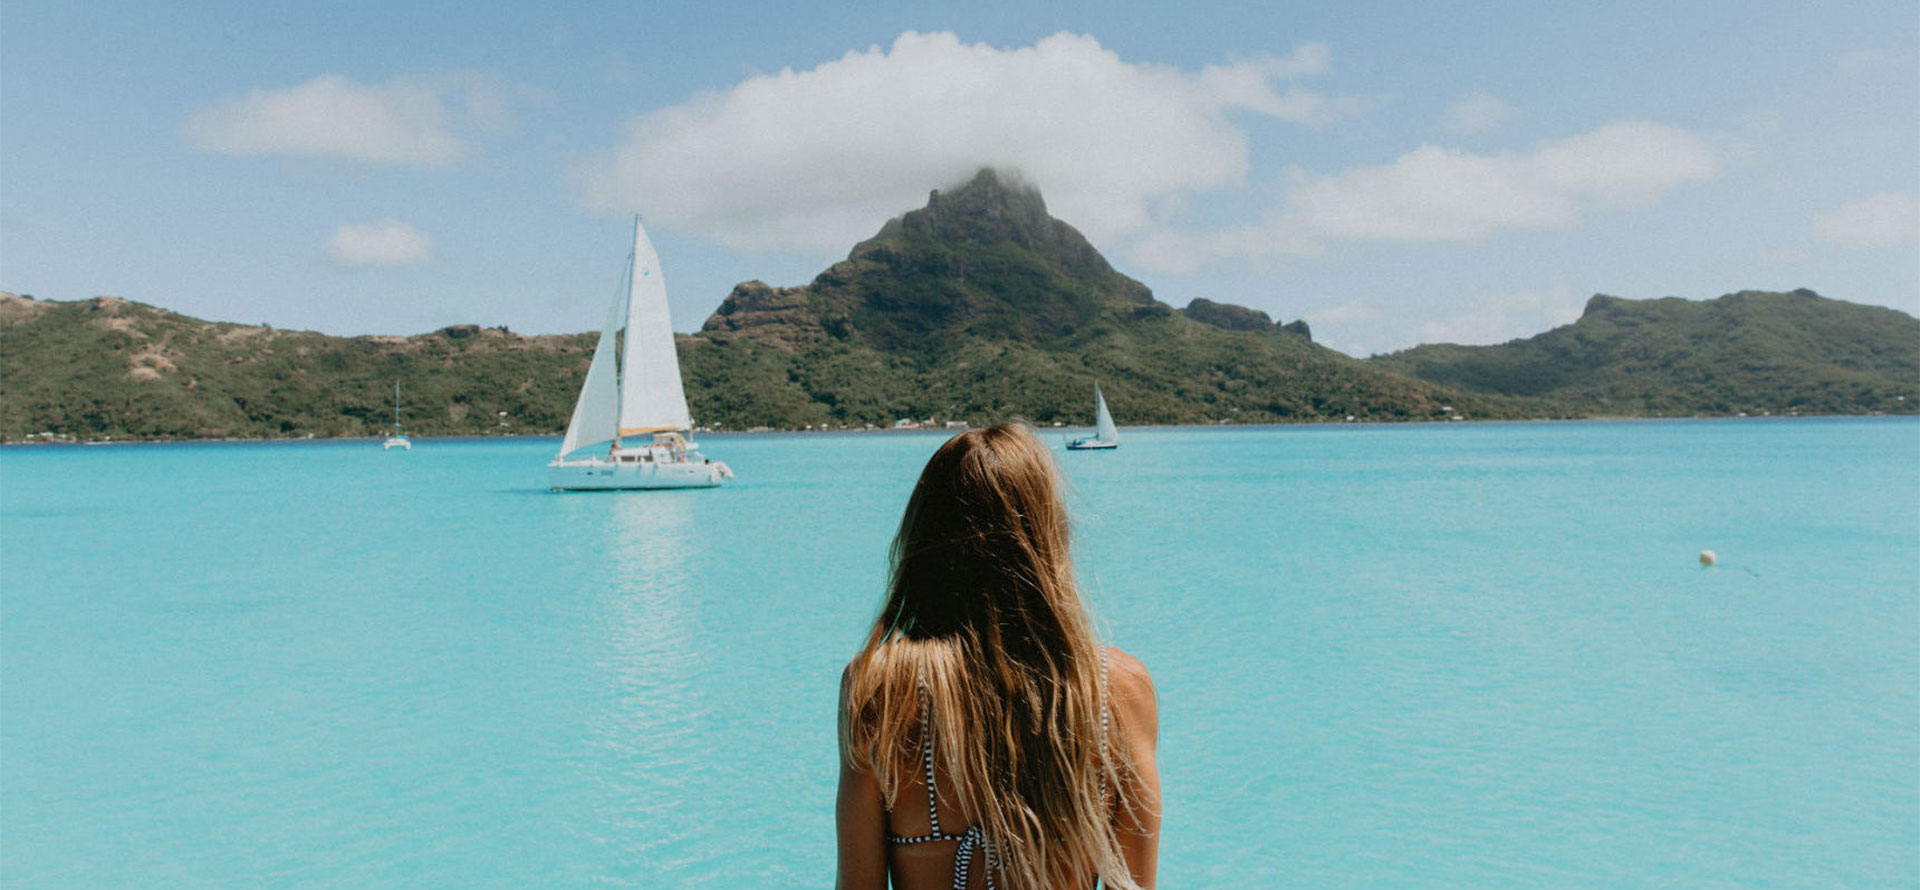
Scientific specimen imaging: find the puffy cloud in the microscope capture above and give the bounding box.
[577,31,1347,253]
[1437,90,1514,135]
[1309,300,1383,324]
[1293,121,1720,239]
[1812,192,1920,249]
[327,219,432,266]
[183,72,519,165]
[1130,120,1720,271]
[1416,281,1582,346]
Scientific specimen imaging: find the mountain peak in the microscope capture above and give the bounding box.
[1582,293,1623,317]
[913,167,1053,238]
[848,167,1126,286]
[707,167,1165,354]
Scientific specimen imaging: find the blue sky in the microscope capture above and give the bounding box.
[3,0,1915,356]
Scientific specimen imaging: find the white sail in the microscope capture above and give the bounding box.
[1094,384,1117,441]
[557,287,625,457]
[618,219,694,435]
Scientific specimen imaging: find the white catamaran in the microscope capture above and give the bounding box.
[1066,383,1118,450]
[548,218,733,491]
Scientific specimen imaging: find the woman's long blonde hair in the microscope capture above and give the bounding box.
[842,423,1140,890]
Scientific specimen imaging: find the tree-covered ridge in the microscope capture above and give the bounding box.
[0,286,1500,442]
[1368,289,1920,415]
[0,293,596,439]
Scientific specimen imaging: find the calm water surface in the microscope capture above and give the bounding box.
[3,420,1916,888]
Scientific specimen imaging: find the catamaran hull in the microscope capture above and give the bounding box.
[1066,439,1118,450]
[547,458,731,491]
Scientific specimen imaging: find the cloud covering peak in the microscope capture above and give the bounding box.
[577,31,1345,253]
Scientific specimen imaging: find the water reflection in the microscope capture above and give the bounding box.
[578,492,714,882]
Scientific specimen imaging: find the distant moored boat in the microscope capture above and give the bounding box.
[1067,384,1118,450]
[383,381,410,451]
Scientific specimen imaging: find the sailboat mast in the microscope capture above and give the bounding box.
[611,213,640,452]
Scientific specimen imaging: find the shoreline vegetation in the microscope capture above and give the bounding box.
[5,171,1915,444]
[6,414,1915,448]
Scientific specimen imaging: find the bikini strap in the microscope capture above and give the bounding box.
[919,686,942,837]
[1099,647,1111,737]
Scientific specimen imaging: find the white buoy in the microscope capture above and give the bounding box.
[1699,549,1718,567]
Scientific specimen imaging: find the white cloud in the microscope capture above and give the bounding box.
[577,31,1348,253]
[1438,90,1514,135]
[327,220,432,266]
[1812,192,1920,249]
[1261,41,1331,78]
[1130,120,1720,272]
[1307,300,1381,324]
[184,72,518,165]
[1417,281,1583,346]
[1295,121,1721,238]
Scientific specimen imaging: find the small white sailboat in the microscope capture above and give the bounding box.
[1066,383,1118,450]
[383,381,411,451]
[548,217,733,491]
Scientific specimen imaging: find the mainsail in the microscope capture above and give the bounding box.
[617,220,693,435]
[1094,384,1117,442]
[556,286,624,457]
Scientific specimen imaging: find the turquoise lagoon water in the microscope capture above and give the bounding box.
[2,420,1916,888]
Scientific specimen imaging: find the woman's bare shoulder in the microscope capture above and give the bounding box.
[1103,648,1157,709]
[1104,646,1152,681]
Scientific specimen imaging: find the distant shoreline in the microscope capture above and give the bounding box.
[7,412,1913,448]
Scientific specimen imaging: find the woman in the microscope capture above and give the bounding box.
[836,423,1160,889]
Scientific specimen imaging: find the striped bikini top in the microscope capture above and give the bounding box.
[885,651,1110,890]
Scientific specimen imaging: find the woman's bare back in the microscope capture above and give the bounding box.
[837,647,1160,890]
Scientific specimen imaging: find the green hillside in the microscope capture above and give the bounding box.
[0,294,595,439]
[1369,290,1920,416]
[4,170,1912,441]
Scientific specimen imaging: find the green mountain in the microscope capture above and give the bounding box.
[1369,289,1920,416]
[681,168,1504,429]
